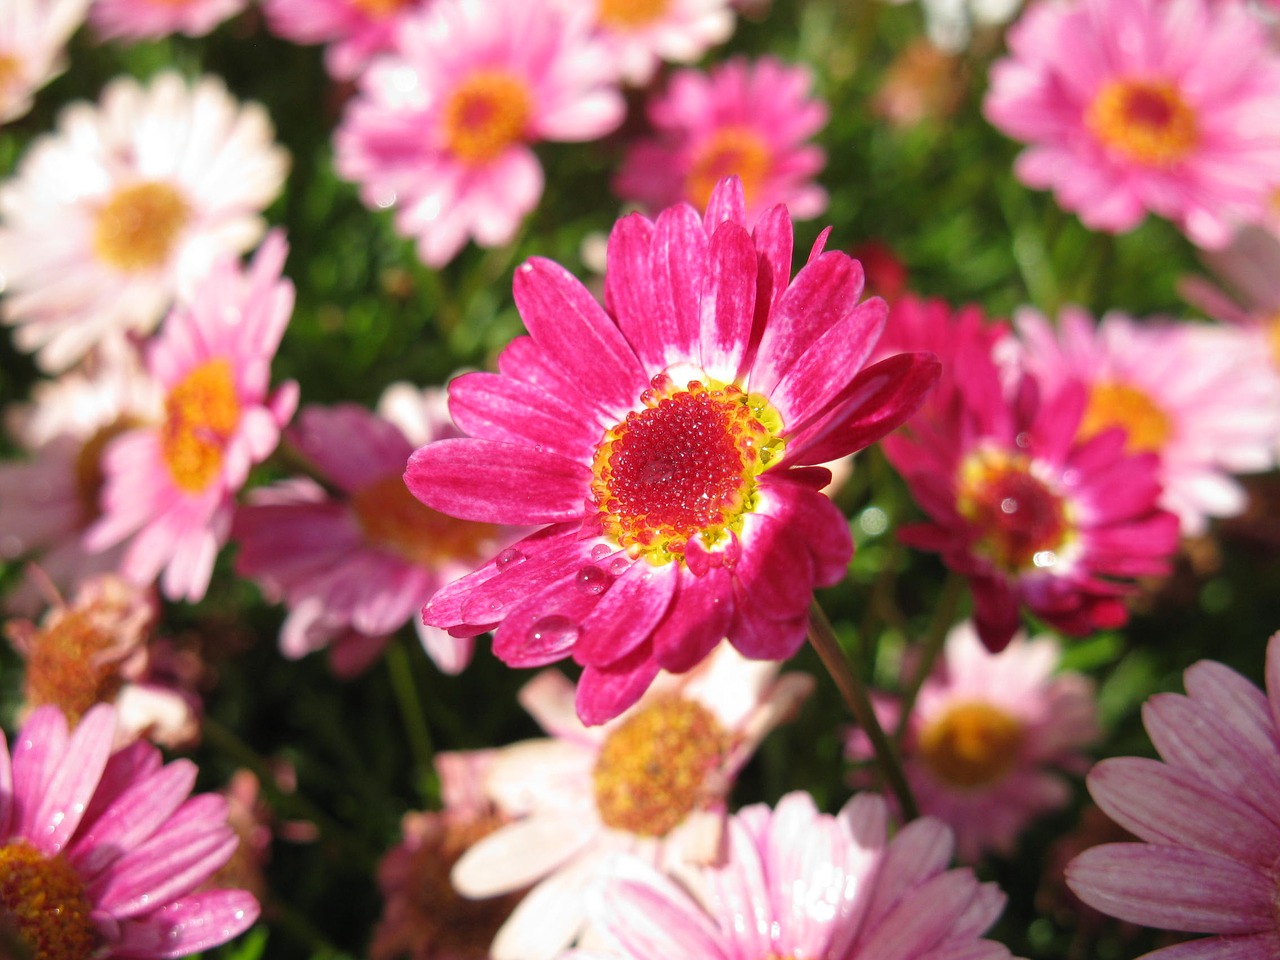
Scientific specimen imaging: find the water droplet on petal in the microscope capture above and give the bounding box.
[590,543,611,560]
[527,615,578,651]
[495,547,525,569]
[576,565,608,595]
[1015,431,1031,448]
[608,556,630,576]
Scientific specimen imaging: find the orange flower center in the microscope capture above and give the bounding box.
[0,54,21,93]
[592,696,729,837]
[161,358,241,494]
[74,418,143,525]
[956,448,1073,573]
[441,70,532,167]
[597,0,669,29]
[1263,312,1280,374]
[351,473,499,571]
[92,181,190,273]
[347,0,412,17]
[590,376,785,565]
[686,126,772,213]
[1079,381,1171,454]
[0,842,97,960]
[919,701,1024,789]
[1085,78,1198,168]
[11,606,132,725]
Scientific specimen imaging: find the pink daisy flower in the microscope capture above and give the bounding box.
[0,0,90,124]
[577,791,1013,960]
[5,574,201,749]
[1066,632,1280,960]
[613,57,828,228]
[334,0,624,268]
[88,0,247,40]
[588,0,735,86]
[880,296,1180,651]
[983,0,1280,248]
[0,70,289,372]
[407,178,939,724]
[232,384,515,677]
[261,0,430,82]
[1017,305,1280,536]
[84,233,299,603]
[449,644,814,960]
[0,702,259,958]
[850,622,1099,862]
[0,340,161,616]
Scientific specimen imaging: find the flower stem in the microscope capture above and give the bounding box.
[807,599,918,821]
[386,635,436,804]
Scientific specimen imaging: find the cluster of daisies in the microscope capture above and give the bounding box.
[2,0,1280,958]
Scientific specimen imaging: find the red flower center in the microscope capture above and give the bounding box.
[590,376,785,564]
[0,842,97,960]
[161,358,241,494]
[93,181,190,272]
[956,448,1073,573]
[686,126,772,212]
[351,473,499,571]
[919,701,1024,788]
[441,70,532,167]
[592,695,729,837]
[1085,78,1198,168]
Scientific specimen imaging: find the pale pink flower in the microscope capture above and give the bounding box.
[88,0,247,40]
[983,0,1280,248]
[0,70,289,371]
[0,340,162,616]
[0,0,90,124]
[588,0,735,86]
[1067,632,1280,960]
[853,622,1099,862]
[0,702,259,958]
[371,750,524,960]
[1017,305,1280,536]
[261,0,431,81]
[450,644,813,960]
[232,384,515,677]
[334,0,624,267]
[579,791,1013,960]
[85,233,299,603]
[4,573,201,749]
[614,57,827,228]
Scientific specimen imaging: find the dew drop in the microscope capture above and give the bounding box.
[527,615,578,650]
[1015,431,1031,449]
[576,565,608,595]
[608,556,630,576]
[461,595,504,623]
[590,543,611,560]
[495,547,525,569]
[1032,550,1058,568]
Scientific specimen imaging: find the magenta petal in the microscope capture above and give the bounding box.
[491,569,604,667]
[969,576,1021,653]
[761,477,854,587]
[0,731,9,838]
[1066,843,1273,935]
[606,212,671,372]
[11,706,68,840]
[651,203,709,359]
[575,640,662,726]
[783,352,941,466]
[287,404,411,493]
[114,890,260,959]
[405,438,589,524]
[513,256,646,416]
[703,177,746,230]
[448,371,602,460]
[572,563,677,667]
[1130,933,1280,960]
[652,568,734,673]
[699,219,758,379]
[751,204,795,316]
[33,703,114,855]
[725,508,819,658]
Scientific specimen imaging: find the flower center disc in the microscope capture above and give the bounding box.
[17,607,129,724]
[93,181,190,273]
[1079,381,1171,454]
[161,358,241,494]
[0,842,97,960]
[591,377,784,564]
[919,701,1024,789]
[352,473,499,571]
[956,449,1072,573]
[593,696,729,837]
[348,0,412,17]
[597,0,669,29]
[441,69,532,167]
[686,127,772,213]
[1085,78,1198,167]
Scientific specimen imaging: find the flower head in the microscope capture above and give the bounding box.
[881,296,1180,651]
[614,57,827,228]
[88,0,247,40]
[851,622,1099,862]
[0,703,259,958]
[85,233,299,603]
[408,178,939,723]
[0,71,289,371]
[1066,632,1280,960]
[261,0,429,80]
[983,0,1280,248]
[335,0,624,267]
[582,791,1012,960]
[449,644,813,960]
[1017,305,1280,536]
[0,0,90,124]
[233,384,515,676]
